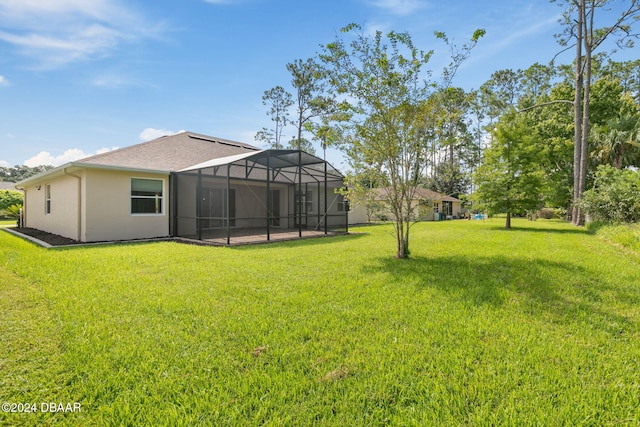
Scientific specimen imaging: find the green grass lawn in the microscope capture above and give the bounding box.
[589,222,640,255]
[1,218,639,426]
[0,219,16,227]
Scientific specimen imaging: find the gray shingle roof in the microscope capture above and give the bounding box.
[78,131,260,172]
[370,187,462,202]
[0,181,18,190]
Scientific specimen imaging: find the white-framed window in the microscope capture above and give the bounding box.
[433,202,439,213]
[296,190,313,213]
[45,184,51,214]
[442,201,453,216]
[131,178,163,215]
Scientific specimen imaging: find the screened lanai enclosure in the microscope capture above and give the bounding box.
[170,149,348,245]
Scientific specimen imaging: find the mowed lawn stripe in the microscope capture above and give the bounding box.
[0,265,75,426]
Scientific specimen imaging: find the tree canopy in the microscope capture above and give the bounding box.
[1,165,54,182]
[318,24,437,258]
[254,11,640,258]
[474,112,545,228]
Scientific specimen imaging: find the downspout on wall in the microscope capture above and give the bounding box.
[64,168,82,241]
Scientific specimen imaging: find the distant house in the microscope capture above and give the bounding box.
[349,187,463,223]
[15,132,347,244]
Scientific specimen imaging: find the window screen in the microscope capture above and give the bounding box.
[131,178,163,214]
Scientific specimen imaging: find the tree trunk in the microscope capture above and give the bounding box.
[505,211,511,229]
[572,0,584,225]
[576,49,591,226]
[575,0,592,227]
[395,219,410,258]
[397,234,409,258]
[296,112,303,151]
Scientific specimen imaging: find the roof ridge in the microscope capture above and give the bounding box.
[74,131,260,165]
[187,133,260,150]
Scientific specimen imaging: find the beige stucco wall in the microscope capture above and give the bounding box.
[348,198,463,223]
[23,166,348,242]
[23,168,169,242]
[84,169,169,242]
[429,200,463,219]
[23,171,84,241]
[348,205,369,224]
[452,201,462,217]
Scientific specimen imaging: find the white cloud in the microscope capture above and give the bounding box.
[96,146,119,154]
[0,75,8,86]
[0,160,9,167]
[0,0,165,68]
[363,22,392,37]
[462,14,559,70]
[0,0,119,20]
[23,146,118,167]
[24,149,86,167]
[91,72,155,89]
[368,0,428,16]
[487,15,559,54]
[139,128,185,142]
[92,74,134,88]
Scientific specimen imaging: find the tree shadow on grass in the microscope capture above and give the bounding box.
[363,254,636,335]
[231,231,368,251]
[487,225,589,235]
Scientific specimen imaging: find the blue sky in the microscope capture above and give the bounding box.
[0,0,631,170]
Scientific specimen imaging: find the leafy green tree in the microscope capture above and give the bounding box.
[581,165,640,223]
[319,24,483,258]
[320,25,433,258]
[304,110,350,159]
[591,114,640,169]
[552,0,640,225]
[480,69,524,114]
[587,74,640,173]
[255,86,293,149]
[520,63,557,108]
[424,161,470,199]
[474,112,545,228]
[601,59,640,104]
[515,65,640,212]
[0,165,54,182]
[525,80,575,211]
[286,58,334,152]
[0,204,22,221]
[427,87,477,197]
[467,89,486,185]
[0,190,23,210]
[286,137,316,155]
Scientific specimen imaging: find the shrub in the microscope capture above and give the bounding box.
[588,221,640,254]
[1,204,22,220]
[0,189,23,211]
[581,165,640,223]
[537,208,555,219]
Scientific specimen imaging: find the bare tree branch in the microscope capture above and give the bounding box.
[517,99,574,113]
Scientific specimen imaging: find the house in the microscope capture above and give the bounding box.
[15,132,347,244]
[349,187,463,223]
[1,182,20,191]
